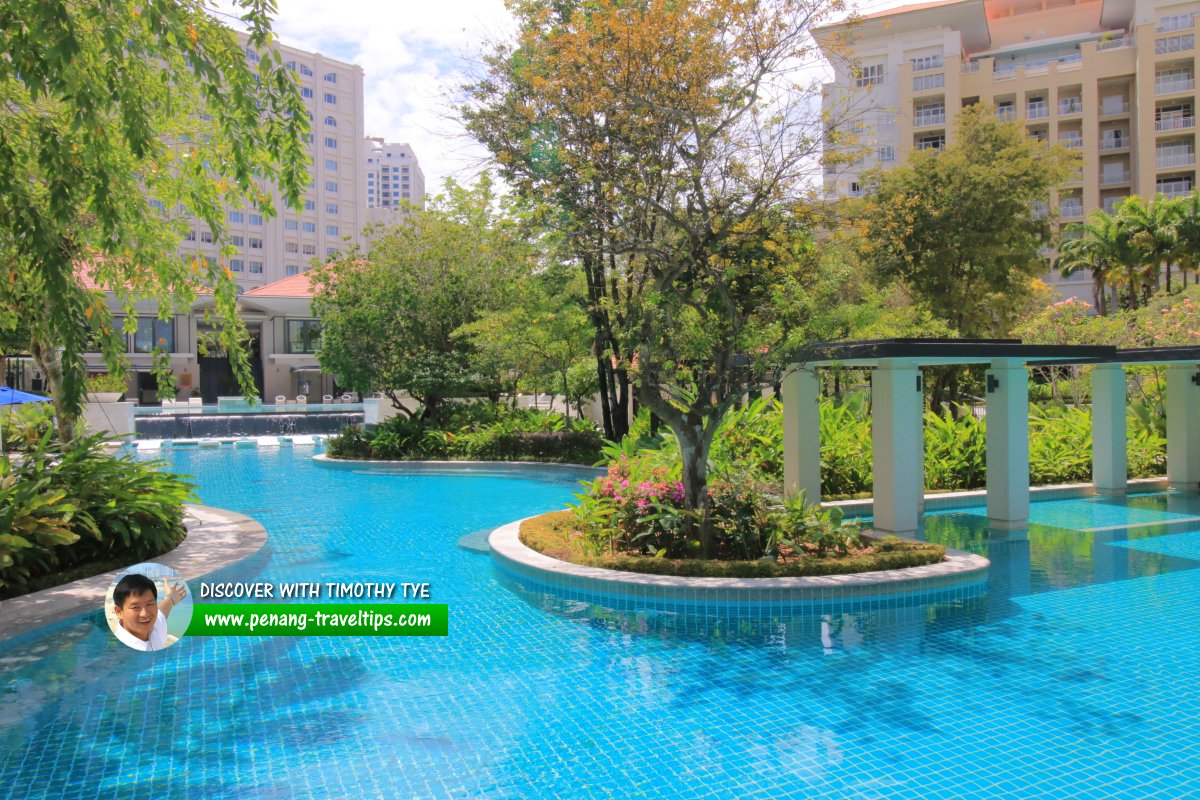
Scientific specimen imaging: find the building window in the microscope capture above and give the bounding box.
[302,244,316,255]
[286,319,321,353]
[285,219,298,231]
[325,116,337,127]
[300,64,313,76]
[325,159,337,170]
[249,237,263,250]
[230,235,244,247]
[326,225,339,236]
[201,231,214,244]
[149,199,165,212]
[249,214,263,226]
[286,264,300,277]
[303,222,316,233]
[854,64,885,88]
[324,73,337,84]
[228,211,244,223]
[304,200,315,211]
[910,54,943,72]
[324,137,337,149]
[286,242,299,253]
[183,230,196,241]
[286,61,296,72]
[230,258,244,272]
[877,145,896,162]
[325,181,338,192]
[134,317,175,353]
[249,261,263,274]
[324,92,336,104]
[301,87,314,99]
[326,202,338,214]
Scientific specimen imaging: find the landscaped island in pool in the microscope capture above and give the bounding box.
[1,446,1198,799]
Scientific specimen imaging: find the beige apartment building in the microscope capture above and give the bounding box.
[818,0,1200,299]
[364,138,427,227]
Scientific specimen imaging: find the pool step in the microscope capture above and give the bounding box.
[136,440,163,451]
[256,436,281,447]
[457,529,492,554]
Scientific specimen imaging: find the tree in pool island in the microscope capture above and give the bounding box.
[0,0,309,440]
[465,0,851,556]
[310,177,532,424]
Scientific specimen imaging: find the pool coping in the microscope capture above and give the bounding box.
[311,454,604,474]
[0,504,267,642]
[487,518,989,605]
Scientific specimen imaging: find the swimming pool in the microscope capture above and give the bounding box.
[1,448,1198,798]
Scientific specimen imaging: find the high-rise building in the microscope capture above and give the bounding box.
[363,138,426,226]
[175,37,367,289]
[817,0,1200,299]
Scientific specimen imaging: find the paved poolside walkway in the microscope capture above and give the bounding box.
[0,504,266,641]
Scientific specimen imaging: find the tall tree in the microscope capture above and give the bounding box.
[1172,190,1200,288]
[0,0,309,439]
[311,177,529,423]
[1119,194,1179,297]
[856,104,1076,337]
[467,0,845,556]
[1055,213,1129,316]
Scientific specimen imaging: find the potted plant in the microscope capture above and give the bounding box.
[85,373,128,403]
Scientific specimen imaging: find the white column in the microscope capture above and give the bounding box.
[871,362,924,533]
[1166,363,1200,490]
[986,360,1030,529]
[782,368,821,504]
[1091,364,1127,495]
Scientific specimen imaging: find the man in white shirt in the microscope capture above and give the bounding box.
[112,572,187,651]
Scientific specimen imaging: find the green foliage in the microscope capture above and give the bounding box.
[0,431,194,595]
[312,176,530,424]
[0,0,308,432]
[84,373,127,394]
[325,405,603,464]
[856,103,1077,337]
[923,406,986,491]
[0,402,55,452]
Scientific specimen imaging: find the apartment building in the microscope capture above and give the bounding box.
[175,37,368,290]
[364,138,427,226]
[817,0,1200,299]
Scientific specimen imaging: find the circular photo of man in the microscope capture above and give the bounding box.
[105,563,192,651]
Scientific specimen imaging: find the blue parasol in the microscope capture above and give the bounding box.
[0,386,51,405]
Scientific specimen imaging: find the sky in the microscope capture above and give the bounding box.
[221,0,907,195]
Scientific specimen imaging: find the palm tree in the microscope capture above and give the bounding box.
[1118,194,1180,296]
[1056,211,1132,313]
[1171,190,1200,288]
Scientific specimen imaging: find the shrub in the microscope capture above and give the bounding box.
[0,431,194,596]
[85,373,129,394]
[0,402,55,452]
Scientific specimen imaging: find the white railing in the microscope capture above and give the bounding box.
[1156,115,1196,131]
[962,60,981,73]
[1157,151,1197,168]
[1060,203,1085,218]
[913,73,945,91]
[1100,101,1130,115]
[914,110,946,127]
[915,139,944,151]
[1101,136,1130,149]
[1157,78,1195,94]
[1097,35,1134,51]
[1156,34,1195,54]
[1060,136,1083,148]
[995,67,1017,80]
[1058,100,1083,115]
[1158,14,1194,32]
[1159,186,1194,198]
[1101,170,1131,185]
[996,107,1017,121]
[1027,103,1049,119]
[1104,199,1124,213]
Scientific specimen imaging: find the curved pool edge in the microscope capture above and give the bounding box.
[311,453,605,475]
[0,504,267,643]
[488,517,990,609]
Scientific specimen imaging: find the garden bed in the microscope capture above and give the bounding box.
[519,510,945,579]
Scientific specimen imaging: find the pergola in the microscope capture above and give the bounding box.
[782,339,1200,534]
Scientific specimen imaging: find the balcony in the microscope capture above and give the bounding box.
[1101,136,1130,150]
[1059,203,1085,218]
[1156,34,1195,54]
[1027,103,1050,120]
[912,55,944,72]
[1156,77,1196,95]
[1099,101,1131,117]
[996,107,1017,122]
[1158,151,1197,168]
[915,139,945,152]
[1097,34,1134,51]
[1060,135,1083,148]
[1158,184,1194,198]
[1104,198,1127,213]
[914,110,946,127]
[962,60,981,73]
[1101,170,1132,185]
[1158,15,1195,33]
[913,73,945,92]
[1156,116,1196,131]
[1058,99,1083,115]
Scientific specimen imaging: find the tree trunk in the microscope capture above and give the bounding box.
[676,423,715,558]
[29,335,75,443]
[595,352,614,439]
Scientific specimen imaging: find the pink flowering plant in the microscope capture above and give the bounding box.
[572,454,696,557]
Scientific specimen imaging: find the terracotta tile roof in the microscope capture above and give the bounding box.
[242,272,316,298]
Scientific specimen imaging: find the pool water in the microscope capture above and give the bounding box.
[2,449,1199,799]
